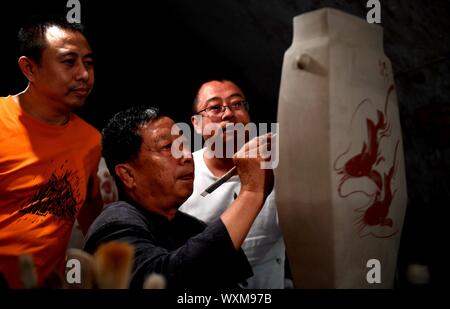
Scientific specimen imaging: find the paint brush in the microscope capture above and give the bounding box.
[200,166,237,197]
[200,133,277,197]
[64,248,98,289]
[94,241,134,289]
[143,272,167,289]
[18,253,37,289]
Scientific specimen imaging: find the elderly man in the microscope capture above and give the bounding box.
[83,106,274,288]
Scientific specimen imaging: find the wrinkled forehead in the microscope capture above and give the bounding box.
[139,116,180,145]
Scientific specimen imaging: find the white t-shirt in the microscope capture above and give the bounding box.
[179,148,286,288]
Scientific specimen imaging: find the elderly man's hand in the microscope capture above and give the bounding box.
[233,133,274,199]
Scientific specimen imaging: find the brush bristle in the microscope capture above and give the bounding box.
[143,273,167,289]
[18,254,37,289]
[94,242,134,289]
[64,248,98,289]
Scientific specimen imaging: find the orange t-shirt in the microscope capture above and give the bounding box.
[0,96,101,288]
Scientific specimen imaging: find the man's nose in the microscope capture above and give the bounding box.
[180,144,193,164]
[221,106,234,120]
[76,61,90,81]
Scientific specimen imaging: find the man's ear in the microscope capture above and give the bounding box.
[18,56,37,82]
[115,164,136,190]
[191,114,202,135]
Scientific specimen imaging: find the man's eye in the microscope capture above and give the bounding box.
[208,105,221,112]
[232,102,243,109]
[84,60,94,68]
[163,143,172,149]
[63,59,76,65]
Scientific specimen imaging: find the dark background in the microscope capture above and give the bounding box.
[1,0,449,288]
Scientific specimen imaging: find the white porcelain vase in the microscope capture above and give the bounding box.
[275,8,408,288]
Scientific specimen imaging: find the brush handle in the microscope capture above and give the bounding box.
[200,133,276,197]
[200,166,237,197]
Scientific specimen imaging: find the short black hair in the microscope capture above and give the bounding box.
[17,17,86,64]
[192,78,242,113]
[102,106,161,193]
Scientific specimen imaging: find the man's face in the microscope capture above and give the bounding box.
[131,117,194,213]
[32,26,94,112]
[192,80,251,141]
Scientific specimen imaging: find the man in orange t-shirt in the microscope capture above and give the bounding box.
[0,18,103,288]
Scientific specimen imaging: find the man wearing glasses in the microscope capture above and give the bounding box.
[180,79,286,288]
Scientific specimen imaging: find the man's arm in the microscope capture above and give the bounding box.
[83,216,252,288]
[77,173,103,235]
[220,134,274,250]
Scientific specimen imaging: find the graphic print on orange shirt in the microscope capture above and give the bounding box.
[18,160,81,224]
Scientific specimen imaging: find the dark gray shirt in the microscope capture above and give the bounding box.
[83,201,252,288]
